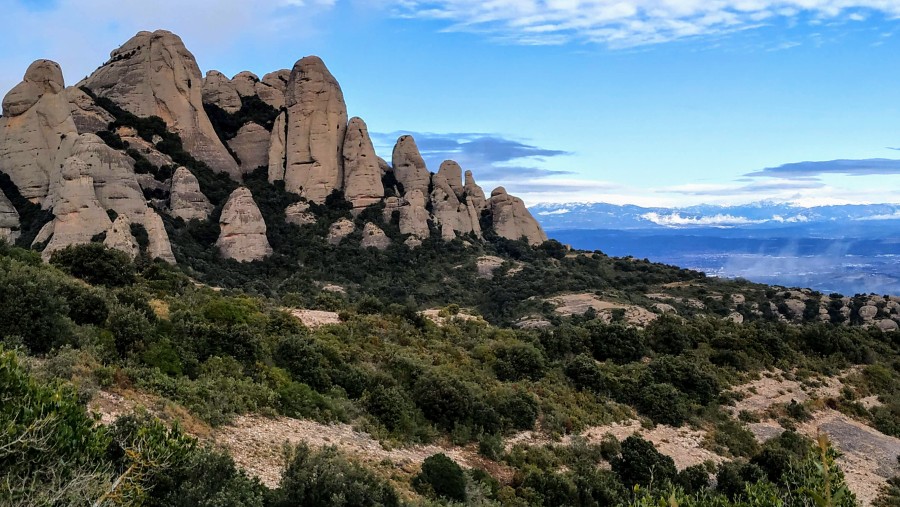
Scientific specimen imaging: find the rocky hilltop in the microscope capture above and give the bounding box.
[0,30,546,263]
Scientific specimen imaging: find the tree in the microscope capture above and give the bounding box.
[50,243,137,287]
[413,453,467,502]
[611,435,677,489]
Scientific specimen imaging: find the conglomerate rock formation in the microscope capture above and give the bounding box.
[0,29,548,265]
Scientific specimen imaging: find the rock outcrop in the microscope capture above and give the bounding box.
[283,56,347,203]
[39,134,175,262]
[285,201,315,226]
[489,187,547,245]
[216,187,272,262]
[398,189,431,245]
[66,87,115,134]
[430,171,475,240]
[168,166,212,221]
[82,30,240,179]
[103,214,139,259]
[0,190,20,242]
[228,122,270,174]
[342,117,384,210]
[230,71,259,98]
[202,70,241,114]
[437,161,465,199]
[268,112,287,183]
[361,222,390,250]
[391,136,430,197]
[327,218,355,245]
[0,59,77,201]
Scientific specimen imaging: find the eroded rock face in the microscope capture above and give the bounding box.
[342,117,384,210]
[361,222,390,250]
[0,190,20,243]
[103,214,138,259]
[284,56,347,203]
[464,170,487,210]
[391,135,430,197]
[202,70,241,114]
[231,71,259,97]
[327,218,355,245]
[169,166,212,221]
[399,189,430,244]
[489,187,547,246]
[82,30,240,179]
[268,112,287,183]
[66,87,115,134]
[38,172,112,259]
[39,133,176,263]
[437,161,464,199]
[430,172,475,240]
[216,187,272,262]
[228,122,270,174]
[0,59,77,201]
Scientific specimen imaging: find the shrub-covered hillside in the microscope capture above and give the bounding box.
[4,240,900,505]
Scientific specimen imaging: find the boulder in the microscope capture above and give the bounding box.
[859,305,878,323]
[285,201,315,226]
[327,218,355,245]
[267,111,287,183]
[82,30,240,179]
[284,56,347,203]
[0,59,78,201]
[877,319,899,332]
[216,187,272,262]
[202,70,241,113]
[0,190,20,243]
[228,122,270,174]
[342,117,384,210]
[391,135,430,197]
[169,166,212,221]
[399,189,430,243]
[360,222,390,250]
[103,214,139,258]
[65,87,115,133]
[489,187,547,245]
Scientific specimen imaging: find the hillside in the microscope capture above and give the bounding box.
[2,30,900,507]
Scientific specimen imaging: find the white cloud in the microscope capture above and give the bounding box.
[538,208,571,215]
[641,212,767,227]
[388,1,900,47]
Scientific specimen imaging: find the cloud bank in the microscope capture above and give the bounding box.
[389,0,900,47]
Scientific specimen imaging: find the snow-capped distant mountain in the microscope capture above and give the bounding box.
[530,202,900,231]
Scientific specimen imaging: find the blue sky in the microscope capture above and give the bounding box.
[3,0,900,206]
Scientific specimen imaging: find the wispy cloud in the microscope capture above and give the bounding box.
[746,158,900,177]
[387,1,900,47]
[662,178,825,196]
[371,131,573,181]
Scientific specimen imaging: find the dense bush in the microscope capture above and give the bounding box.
[50,243,137,287]
[413,453,467,502]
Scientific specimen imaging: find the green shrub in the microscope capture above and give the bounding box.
[611,435,677,489]
[49,243,136,287]
[413,453,467,502]
[412,371,474,430]
[269,444,400,507]
[493,342,546,381]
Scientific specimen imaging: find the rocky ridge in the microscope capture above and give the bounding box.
[0,29,547,265]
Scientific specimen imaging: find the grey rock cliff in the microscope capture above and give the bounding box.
[284,56,347,203]
[82,30,240,179]
[103,214,139,259]
[216,187,272,262]
[342,117,384,210]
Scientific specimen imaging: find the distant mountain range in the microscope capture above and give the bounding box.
[531,201,900,295]
[530,201,900,232]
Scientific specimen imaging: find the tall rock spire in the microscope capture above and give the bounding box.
[342,117,384,210]
[283,56,348,203]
